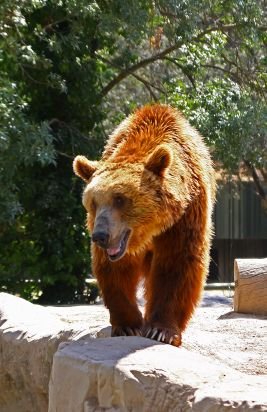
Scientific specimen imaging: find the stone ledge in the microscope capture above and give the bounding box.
[1,292,267,412]
[49,337,267,412]
[0,292,100,412]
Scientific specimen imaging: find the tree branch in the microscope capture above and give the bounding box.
[200,63,234,75]
[131,73,159,101]
[260,168,267,181]
[19,64,50,86]
[97,54,165,99]
[200,63,242,84]
[99,44,179,97]
[164,57,196,88]
[243,160,266,201]
[57,151,74,159]
[99,24,237,98]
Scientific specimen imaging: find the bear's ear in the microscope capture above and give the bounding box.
[73,155,98,182]
[145,145,172,177]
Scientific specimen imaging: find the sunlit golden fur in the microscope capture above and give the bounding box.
[73,104,216,346]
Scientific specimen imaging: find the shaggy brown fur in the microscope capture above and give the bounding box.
[73,104,216,346]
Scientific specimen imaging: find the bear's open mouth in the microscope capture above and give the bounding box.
[107,229,131,261]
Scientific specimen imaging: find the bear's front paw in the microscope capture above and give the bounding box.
[143,326,181,347]
[111,326,142,337]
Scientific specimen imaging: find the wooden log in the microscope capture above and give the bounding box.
[234,258,267,315]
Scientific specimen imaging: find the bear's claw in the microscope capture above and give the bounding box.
[111,326,142,337]
[144,326,181,347]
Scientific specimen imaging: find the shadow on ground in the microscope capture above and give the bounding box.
[200,292,232,307]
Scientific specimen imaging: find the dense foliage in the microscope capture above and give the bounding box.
[0,0,266,301]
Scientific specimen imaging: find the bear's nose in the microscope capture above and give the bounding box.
[92,231,109,249]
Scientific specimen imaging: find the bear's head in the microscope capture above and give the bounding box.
[73,146,173,261]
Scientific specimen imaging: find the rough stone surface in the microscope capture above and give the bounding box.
[49,338,267,412]
[1,291,266,412]
[96,291,267,376]
[0,292,100,412]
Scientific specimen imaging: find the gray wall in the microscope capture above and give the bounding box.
[209,181,267,283]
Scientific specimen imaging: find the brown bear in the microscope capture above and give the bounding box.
[73,104,216,346]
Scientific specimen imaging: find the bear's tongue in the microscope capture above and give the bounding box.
[107,246,121,257]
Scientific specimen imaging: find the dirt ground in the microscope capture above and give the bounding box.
[48,290,267,376]
[183,291,267,376]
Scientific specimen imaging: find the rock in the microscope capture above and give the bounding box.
[49,337,267,412]
[1,292,267,412]
[0,292,102,412]
[0,292,68,412]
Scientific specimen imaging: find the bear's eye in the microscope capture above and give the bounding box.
[113,194,125,208]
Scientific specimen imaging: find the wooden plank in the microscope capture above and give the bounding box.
[234,258,267,315]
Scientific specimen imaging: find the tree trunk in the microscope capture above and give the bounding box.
[234,258,267,315]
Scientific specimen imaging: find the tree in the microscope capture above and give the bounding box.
[0,0,156,301]
[100,0,266,203]
[0,0,104,301]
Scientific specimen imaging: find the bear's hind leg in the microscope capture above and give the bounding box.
[92,245,143,337]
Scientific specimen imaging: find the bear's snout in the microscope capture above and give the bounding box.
[92,231,110,249]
